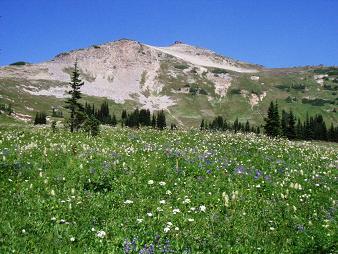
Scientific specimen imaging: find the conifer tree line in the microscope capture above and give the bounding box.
[200,116,260,134]
[122,108,167,129]
[264,101,338,142]
[84,101,117,126]
[34,112,47,125]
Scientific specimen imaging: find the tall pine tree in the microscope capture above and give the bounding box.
[64,61,85,132]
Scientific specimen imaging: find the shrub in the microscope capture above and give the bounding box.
[211,68,228,74]
[174,64,189,70]
[9,61,28,66]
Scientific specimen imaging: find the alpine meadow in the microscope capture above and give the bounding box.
[0,1,337,253]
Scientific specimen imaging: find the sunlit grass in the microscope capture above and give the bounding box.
[0,127,336,253]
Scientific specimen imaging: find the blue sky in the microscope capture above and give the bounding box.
[0,0,337,67]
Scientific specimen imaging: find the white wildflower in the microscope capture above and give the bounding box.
[199,205,206,212]
[96,230,106,238]
[172,208,180,214]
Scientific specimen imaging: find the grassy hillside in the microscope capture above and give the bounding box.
[0,66,337,127]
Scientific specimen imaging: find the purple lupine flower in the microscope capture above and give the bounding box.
[254,170,262,180]
[234,165,245,174]
[123,239,132,253]
[160,239,173,253]
[264,175,271,182]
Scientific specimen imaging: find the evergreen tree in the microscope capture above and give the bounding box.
[272,101,282,136]
[121,109,127,127]
[296,118,303,139]
[286,110,296,140]
[139,109,151,126]
[96,101,111,124]
[328,123,335,142]
[34,112,47,125]
[156,110,166,130]
[200,119,205,130]
[233,117,239,133]
[151,113,157,128]
[211,116,224,131]
[111,114,117,126]
[64,61,85,132]
[281,110,288,137]
[51,120,57,132]
[83,114,100,136]
[245,120,250,132]
[304,113,313,140]
[264,101,281,137]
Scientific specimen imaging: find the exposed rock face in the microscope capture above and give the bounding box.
[0,39,260,110]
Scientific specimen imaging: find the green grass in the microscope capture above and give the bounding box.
[0,127,337,253]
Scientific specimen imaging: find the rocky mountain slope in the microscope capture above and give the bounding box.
[0,39,337,126]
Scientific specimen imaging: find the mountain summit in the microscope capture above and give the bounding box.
[0,39,337,126]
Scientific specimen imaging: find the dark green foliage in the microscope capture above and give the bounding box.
[139,109,151,126]
[211,68,228,74]
[121,110,127,127]
[245,120,250,132]
[281,110,288,137]
[34,112,47,125]
[199,88,208,95]
[9,61,29,66]
[202,116,258,135]
[229,88,241,95]
[276,83,305,91]
[264,100,337,142]
[0,103,13,115]
[123,108,154,129]
[84,101,117,127]
[64,61,86,132]
[323,84,338,91]
[83,114,100,137]
[286,110,296,140]
[151,114,156,128]
[51,121,57,133]
[189,87,198,95]
[170,123,177,130]
[264,101,281,137]
[156,110,166,130]
[301,98,334,106]
[313,67,338,76]
[200,119,205,130]
[174,64,189,70]
[52,108,63,118]
[210,116,225,131]
[96,101,111,124]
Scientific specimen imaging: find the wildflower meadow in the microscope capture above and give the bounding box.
[0,127,336,253]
